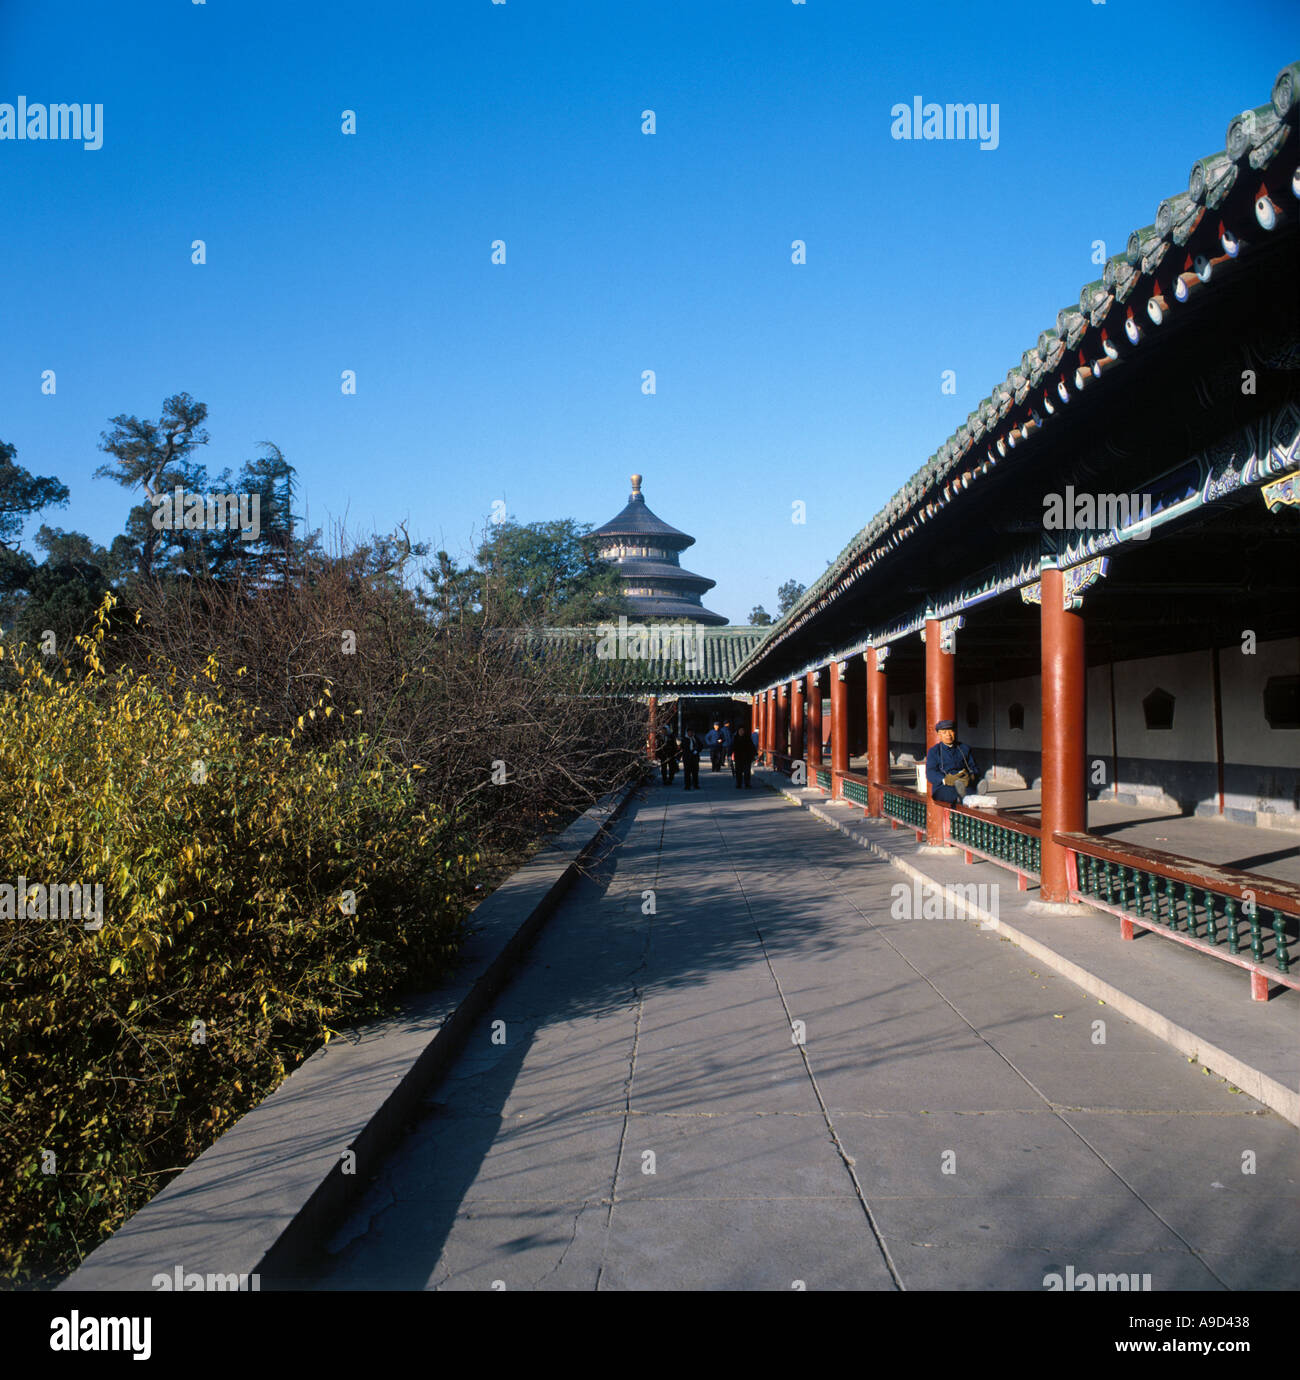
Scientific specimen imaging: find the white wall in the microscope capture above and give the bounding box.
[1219,635,1300,825]
[880,636,1300,826]
[1112,649,1215,764]
[1220,636,1300,765]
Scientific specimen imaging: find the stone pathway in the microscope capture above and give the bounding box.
[301,770,1300,1291]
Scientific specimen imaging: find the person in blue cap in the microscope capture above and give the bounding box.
[925,718,980,803]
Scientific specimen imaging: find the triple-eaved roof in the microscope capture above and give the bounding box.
[735,59,1300,683]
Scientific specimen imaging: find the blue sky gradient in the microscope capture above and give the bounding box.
[2,0,1297,621]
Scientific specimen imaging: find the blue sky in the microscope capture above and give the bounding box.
[2,0,1297,622]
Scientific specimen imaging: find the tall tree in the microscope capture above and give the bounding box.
[0,439,70,550]
[420,549,481,626]
[95,392,209,580]
[776,579,806,616]
[0,440,75,635]
[10,526,112,651]
[422,519,626,627]
[749,605,773,626]
[231,443,304,591]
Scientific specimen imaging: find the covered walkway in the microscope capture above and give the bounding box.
[299,770,1299,1291]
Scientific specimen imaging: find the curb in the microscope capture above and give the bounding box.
[60,782,639,1291]
[760,772,1299,1127]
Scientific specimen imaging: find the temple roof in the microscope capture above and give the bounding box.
[621,595,729,625]
[735,58,1300,685]
[587,473,729,624]
[607,556,717,590]
[533,625,768,690]
[587,474,695,549]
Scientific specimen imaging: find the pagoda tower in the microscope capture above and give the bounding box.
[587,475,728,626]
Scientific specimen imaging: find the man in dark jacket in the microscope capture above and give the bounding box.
[731,725,758,789]
[925,719,980,804]
[657,729,679,786]
[705,721,726,772]
[680,730,702,790]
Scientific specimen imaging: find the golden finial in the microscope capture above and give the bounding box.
[630,473,642,496]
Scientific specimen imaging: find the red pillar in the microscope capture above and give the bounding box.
[805,670,822,768]
[789,678,804,762]
[760,689,772,765]
[646,695,658,760]
[830,660,849,797]
[775,685,788,762]
[1040,565,1087,902]
[924,618,956,844]
[867,646,889,816]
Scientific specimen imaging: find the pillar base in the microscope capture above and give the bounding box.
[1024,900,1096,917]
[916,844,962,856]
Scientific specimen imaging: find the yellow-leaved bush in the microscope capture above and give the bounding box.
[0,596,475,1285]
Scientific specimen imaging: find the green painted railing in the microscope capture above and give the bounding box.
[882,788,925,830]
[1057,830,1299,1000]
[949,808,1041,875]
[815,768,831,792]
[842,777,871,808]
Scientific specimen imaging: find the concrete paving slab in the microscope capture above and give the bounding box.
[1197,1250,1300,1292]
[870,1193,1187,1254]
[613,1112,855,1202]
[327,1198,608,1291]
[333,1105,624,1209]
[1057,1110,1300,1273]
[599,1198,898,1291]
[960,1026,1257,1113]
[881,1240,1225,1292]
[832,1109,1139,1202]
[813,1026,1055,1113]
[1058,1109,1300,1196]
[627,1035,815,1116]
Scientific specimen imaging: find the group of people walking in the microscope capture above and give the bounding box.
[655,718,759,790]
[655,712,981,803]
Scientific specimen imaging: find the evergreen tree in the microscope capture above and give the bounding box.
[95,392,210,581]
[422,518,626,627]
[0,439,69,550]
[776,579,806,616]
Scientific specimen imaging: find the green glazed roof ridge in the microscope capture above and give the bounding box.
[732,57,1298,686]
[525,623,770,688]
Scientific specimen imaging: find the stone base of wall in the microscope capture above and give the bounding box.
[1197,800,1300,833]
